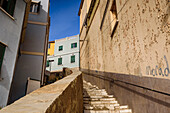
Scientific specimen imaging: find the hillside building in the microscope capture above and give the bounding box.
[46,35,79,72]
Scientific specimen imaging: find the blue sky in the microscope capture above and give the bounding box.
[49,0,81,41]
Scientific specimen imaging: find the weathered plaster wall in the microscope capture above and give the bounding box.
[80,0,170,81]
[0,0,26,107]
[79,0,170,112]
[0,69,83,113]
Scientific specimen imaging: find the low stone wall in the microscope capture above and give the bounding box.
[1,68,83,113]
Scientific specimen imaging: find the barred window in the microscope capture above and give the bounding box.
[30,1,40,14]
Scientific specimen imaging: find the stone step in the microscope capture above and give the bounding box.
[84,104,115,110]
[85,108,132,113]
[84,103,119,110]
[84,90,107,93]
[83,95,113,98]
[86,92,108,96]
[83,95,104,98]
[83,97,116,101]
[84,87,99,90]
[119,109,132,113]
[85,93,108,96]
[83,80,132,113]
[84,104,94,110]
[115,105,128,110]
[84,104,110,110]
[84,103,120,110]
[85,89,106,92]
[84,100,118,105]
[85,92,108,95]
[84,110,115,113]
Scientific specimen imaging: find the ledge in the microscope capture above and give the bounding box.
[0,7,15,20]
[1,68,83,113]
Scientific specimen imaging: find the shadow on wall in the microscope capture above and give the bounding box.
[82,71,170,108]
[0,64,11,108]
[7,5,49,105]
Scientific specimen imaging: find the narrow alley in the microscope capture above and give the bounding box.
[0,0,169,113]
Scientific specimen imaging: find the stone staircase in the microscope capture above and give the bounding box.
[83,81,132,113]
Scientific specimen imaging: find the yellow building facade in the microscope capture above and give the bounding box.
[48,41,55,56]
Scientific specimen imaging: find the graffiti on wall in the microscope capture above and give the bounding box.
[146,55,169,77]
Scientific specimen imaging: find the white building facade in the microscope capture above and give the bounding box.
[0,0,28,107]
[46,35,79,72]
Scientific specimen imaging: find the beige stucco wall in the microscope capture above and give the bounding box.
[80,0,170,79]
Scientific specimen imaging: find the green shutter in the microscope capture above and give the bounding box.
[0,43,6,70]
[59,46,63,51]
[46,60,49,67]
[71,43,77,48]
[58,58,62,65]
[75,43,77,48]
[71,55,75,63]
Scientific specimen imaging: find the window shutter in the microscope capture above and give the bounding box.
[71,55,75,63]
[71,44,73,48]
[46,60,49,67]
[59,46,63,51]
[58,58,62,65]
[75,43,77,47]
[0,43,6,70]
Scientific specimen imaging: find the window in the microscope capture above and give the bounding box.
[46,60,49,67]
[86,0,100,29]
[110,0,118,37]
[0,0,17,16]
[59,45,63,51]
[71,55,75,63]
[48,44,50,49]
[58,58,62,65]
[0,42,6,70]
[30,1,40,14]
[71,43,77,48]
